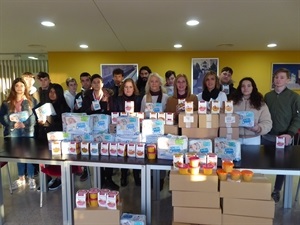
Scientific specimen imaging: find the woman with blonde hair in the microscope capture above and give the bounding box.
[197,71,227,104]
[140,72,169,114]
[165,73,198,119]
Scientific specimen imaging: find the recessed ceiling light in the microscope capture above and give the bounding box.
[80,44,89,49]
[174,44,182,48]
[186,20,199,26]
[41,21,55,27]
[28,56,38,60]
[267,43,277,48]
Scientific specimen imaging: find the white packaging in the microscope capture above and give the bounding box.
[188,139,212,154]
[214,137,241,161]
[100,142,109,156]
[90,142,100,156]
[76,190,88,208]
[127,143,136,157]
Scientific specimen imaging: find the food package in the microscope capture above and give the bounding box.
[49,140,61,154]
[100,142,109,156]
[165,112,174,125]
[116,116,140,135]
[125,101,134,113]
[90,142,100,156]
[142,119,164,136]
[136,143,145,158]
[90,114,111,133]
[109,142,118,156]
[127,143,136,157]
[80,142,90,155]
[188,139,212,154]
[111,112,119,124]
[214,137,241,161]
[198,100,207,114]
[64,114,92,134]
[235,111,255,127]
[157,135,188,160]
[76,190,88,208]
[117,142,127,157]
[120,213,146,225]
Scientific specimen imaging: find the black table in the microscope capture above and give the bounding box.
[0,138,68,225]
[146,145,300,225]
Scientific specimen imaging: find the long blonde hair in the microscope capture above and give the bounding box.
[145,73,166,102]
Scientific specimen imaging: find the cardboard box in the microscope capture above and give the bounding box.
[222,198,275,218]
[172,222,200,225]
[173,207,221,225]
[182,128,218,139]
[178,112,198,128]
[172,191,220,208]
[219,113,239,127]
[219,127,239,140]
[169,170,218,192]
[220,175,272,200]
[74,206,121,225]
[222,214,273,225]
[198,114,219,128]
[164,124,179,135]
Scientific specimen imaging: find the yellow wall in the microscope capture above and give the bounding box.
[48,51,300,95]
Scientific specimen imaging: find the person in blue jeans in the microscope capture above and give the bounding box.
[262,68,300,203]
[0,77,37,190]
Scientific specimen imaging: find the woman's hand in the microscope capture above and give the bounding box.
[279,134,293,146]
[247,124,261,133]
[14,122,25,129]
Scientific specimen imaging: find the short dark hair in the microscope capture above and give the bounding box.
[37,72,50,79]
[165,70,176,80]
[221,67,233,75]
[113,68,124,77]
[91,74,103,82]
[80,72,91,79]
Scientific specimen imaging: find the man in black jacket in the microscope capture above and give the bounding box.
[219,66,236,99]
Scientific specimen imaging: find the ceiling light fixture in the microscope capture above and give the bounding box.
[28,56,38,60]
[186,20,199,26]
[80,44,89,49]
[174,44,182,48]
[41,21,55,27]
[267,43,277,48]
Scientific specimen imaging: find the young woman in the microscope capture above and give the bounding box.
[35,83,71,190]
[140,72,169,114]
[165,73,198,120]
[81,74,119,191]
[231,77,272,145]
[0,77,37,190]
[197,71,227,106]
[110,78,142,187]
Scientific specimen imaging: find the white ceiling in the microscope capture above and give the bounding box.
[0,0,299,57]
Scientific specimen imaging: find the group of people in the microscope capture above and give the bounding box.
[0,66,299,203]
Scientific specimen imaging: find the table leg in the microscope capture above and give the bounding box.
[146,166,152,225]
[283,175,293,208]
[141,165,146,215]
[0,171,4,225]
[64,163,72,225]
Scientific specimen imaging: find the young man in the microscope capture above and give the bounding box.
[219,66,236,99]
[64,77,78,112]
[72,72,91,182]
[262,68,300,203]
[37,72,52,104]
[73,72,91,113]
[136,66,152,97]
[104,68,124,98]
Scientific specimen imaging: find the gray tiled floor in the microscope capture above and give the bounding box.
[1,164,300,225]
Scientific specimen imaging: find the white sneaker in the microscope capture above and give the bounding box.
[29,178,36,189]
[12,178,26,190]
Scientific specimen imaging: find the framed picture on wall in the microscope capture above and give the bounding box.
[100,64,138,87]
[271,63,300,90]
[191,58,219,95]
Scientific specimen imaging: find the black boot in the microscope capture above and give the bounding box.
[133,170,141,186]
[120,169,128,187]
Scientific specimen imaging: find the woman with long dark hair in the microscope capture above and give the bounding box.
[0,77,37,190]
[231,77,272,145]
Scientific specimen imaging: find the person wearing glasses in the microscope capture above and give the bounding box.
[219,66,236,99]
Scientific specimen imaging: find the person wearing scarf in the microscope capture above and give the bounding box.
[197,71,227,108]
[165,73,198,121]
[140,72,169,113]
[110,78,142,187]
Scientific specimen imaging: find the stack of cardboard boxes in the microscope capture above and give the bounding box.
[220,174,275,225]
[170,170,222,225]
